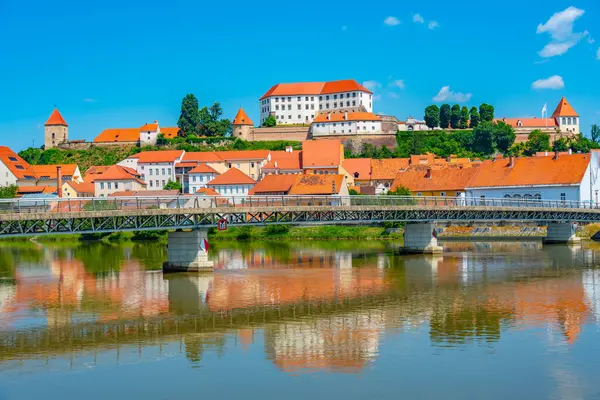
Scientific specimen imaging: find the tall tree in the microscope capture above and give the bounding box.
[552,137,569,152]
[469,106,480,128]
[440,104,451,129]
[177,94,200,136]
[459,106,470,129]
[450,104,461,129]
[492,122,516,153]
[198,102,232,137]
[472,121,495,154]
[263,115,276,127]
[591,124,600,144]
[479,103,495,122]
[424,105,440,130]
[524,129,551,155]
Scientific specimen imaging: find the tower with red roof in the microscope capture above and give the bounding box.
[232,108,254,140]
[44,108,69,149]
[551,97,580,134]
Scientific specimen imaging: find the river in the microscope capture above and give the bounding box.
[1,239,600,399]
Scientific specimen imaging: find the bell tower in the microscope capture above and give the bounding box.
[232,108,254,141]
[44,108,69,149]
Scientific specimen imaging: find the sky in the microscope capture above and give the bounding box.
[1,0,599,151]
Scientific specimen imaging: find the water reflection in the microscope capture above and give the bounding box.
[0,240,600,377]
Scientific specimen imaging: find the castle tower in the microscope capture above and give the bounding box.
[232,108,254,141]
[44,108,69,149]
[551,97,579,135]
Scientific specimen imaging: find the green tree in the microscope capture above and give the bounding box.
[450,104,461,129]
[18,148,42,164]
[198,102,232,137]
[0,185,18,199]
[459,106,470,129]
[569,135,600,153]
[177,94,200,136]
[524,129,551,155]
[591,124,600,144]
[424,105,440,130]
[492,122,516,154]
[362,143,375,158]
[472,121,495,154]
[469,106,480,128]
[163,180,182,192]
[479,103,495,122]
[440,104,451,129]
[263,115,276,127]
[156,133,168,146]
[380,145,393,158]
[387,186,412,196]
[552,137,569,152]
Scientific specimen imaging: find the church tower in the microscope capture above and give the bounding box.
[44,108,69,149]
[232,108,254,141]
[551,97,580,134]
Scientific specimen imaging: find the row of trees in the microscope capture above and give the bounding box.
[177,94,232,137]
[424,103,495,130]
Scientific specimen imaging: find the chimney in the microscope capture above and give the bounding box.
[568,148,572,155]
[344,111,348,120]
[285,146,293,153]
[554,150,559,160]
[56,165,62,198]
[154,120,158,124]
[446,155,451,163]
[274,161,278,168]
[332,179,337,194]
[327,113,331,120]
[508,156,515,167]
[425,167,432,179]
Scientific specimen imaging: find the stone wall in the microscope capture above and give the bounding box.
[246,126,310,142]
[315,134,397,154]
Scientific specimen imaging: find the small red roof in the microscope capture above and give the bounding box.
[313,111,381,123]
[207,168,255,185]
[233,108,253,126]
[302,140,341,168]
[217,150,270,161]
[45,108,68,126]
[140,123,159,131]
[342,158,372,180]
[183,152,224,163]
[288,174,345,195]
[249,174,299,195]
[196,187,220,196]
[189,164,219,174]
[132,150,184,163]
[321,80,372,95]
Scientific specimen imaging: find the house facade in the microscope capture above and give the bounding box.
[311,112,382,137]
[206,168,256,196]
[188,164,219,194]
[93,165,147,197]
[119,150,184,190]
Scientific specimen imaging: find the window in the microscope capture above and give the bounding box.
[456,192,461,196]
[228,163,232,168]
[162,168,165,175]
[417,192,422,196]
[562,117,566,124]
[352,92,356,98]
[8,157,17,162]
[311,104,314,110]
[100,182,105,189]
[319,96,322,100]
[155,168,159,175]
[108,182,112,189]
[504,194,512,198]
[346,101,350,107]
[114,183,118,189]
[288,115,291,119]
[573,117,578,125]
[236,163,240,168]
[334,94,337,99]
[326,95,330,100]
[297,96,301,101]
[319,105,323,110]
[251,162,255,168]
[298,115,301,119]
[305,96,308,101]
[305,104,309,110]
[276,98,279,102]
[15,165,24,170]
[311,115,314,119]
[162,180,165,187]
[297,104,301,110]
[276,105,279,110]
[352,100,356,106]
[440,192,446,196]
[311,96,314,101]
[561,193,566,201]
[155,180,159,187]
[534,194,541,200]
[372,126,375,130]
[326,103,330,108]
[150,181,153,187]
[288,105,291,110]
[287,97,291,102]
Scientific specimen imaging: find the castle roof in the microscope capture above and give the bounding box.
[233,108,253,126]
[45,108,68,126]
[551,97,579,118]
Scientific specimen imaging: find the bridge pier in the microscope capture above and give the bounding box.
[399,223,443,254]
[163,229,214,273]
[543,223,581,245]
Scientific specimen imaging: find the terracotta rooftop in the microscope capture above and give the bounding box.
[217,150,270,161]
[140,123,159,131]
[132,150,184,163]
[263,150,303,171]
[32,164,79,179]
[94,165,145,185]
[207,168,255,185]
[370,158,410,180]
[18,186,57,195]
[302,140,341,168]
[249,174,299,195]
[313,111,381,123]
[196,187,220,196]
[467,154,591,188]
[342,158,372,180]
[260,79,371,100]
[109,190,179,197]
[392,165,480,193]
[0,146,37,180]
[233,108,253,126]
[182,151,224,163]
[45,108,68,126]
[159,127,180,139]
[64,181,94,194]
[189,164,219,174]
[94,128,140,143]
[288,174,345,195]
[85,166,110,176]
[551,97,578,118]
[321,79,372,95]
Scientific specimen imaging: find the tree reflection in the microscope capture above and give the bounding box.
[73,244,124,276]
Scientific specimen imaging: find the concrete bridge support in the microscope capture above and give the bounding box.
[163,229,214,272]
[543,223,581,245]
[400,223,443,254]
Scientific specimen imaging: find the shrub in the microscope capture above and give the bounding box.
[265,224,290,235]
[236,226,253,240]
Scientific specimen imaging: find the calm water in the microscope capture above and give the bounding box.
[1,239,600,399]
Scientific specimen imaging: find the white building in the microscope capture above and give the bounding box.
[0,146,36,187]
[118,150,184,190]
[188,164,219,194]
[93,165,147,197]
[466,152,600,203]
[397,117,431,131]
[259,80,373,126]
[139,122,180,146]
[311,111,382,136]
[206,168,256,196]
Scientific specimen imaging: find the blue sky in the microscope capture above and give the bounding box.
[1,0,599,151]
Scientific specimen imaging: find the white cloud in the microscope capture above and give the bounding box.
[390,79,405,89]
[531,75,565,90]
[363,80,381,91]
[413,14,424,23]
[384,16,400,26]
[537,7,586,58]
[534,59,550,65]
[83,98,97,103]
[388,92,399,99]
[428,21,439,30]
[432,86,472,103]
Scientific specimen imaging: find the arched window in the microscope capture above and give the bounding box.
[513,194,522,199]
[524,194,532,199]
[504,194,512,198]
[353,172,360,178]
[517,120,523,127]
[534,193,541,200]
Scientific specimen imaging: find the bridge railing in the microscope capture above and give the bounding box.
[0,195,596,215]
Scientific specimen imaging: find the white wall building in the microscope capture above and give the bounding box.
[206,168,256,196]
[312,111,382,136]
[188,164,219,194]
[93,165,147,197]
[119,150,184,190]
[397,117,432,131]
[259,80,373,126]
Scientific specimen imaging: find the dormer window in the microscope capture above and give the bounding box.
[517,120,522,127]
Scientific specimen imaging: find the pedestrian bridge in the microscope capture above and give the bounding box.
[0,195,596,269]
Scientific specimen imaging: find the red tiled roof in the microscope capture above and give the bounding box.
[132,150,184,163]
[182,151,224,163]
[217,150,270,161]
[64,181,94,194]
[32,164,79,179]
[551,97,578,117]
[0,146,37,180]
[392,165,479,193]
[302,140,341,168]
[85,166,110,176]
[160,127,180,138]
[18,186,57,194]
[494,118,558,128]
[140,123,158,131]
[45,108,68,126]
[196,187,220,196]
[259,79,371,100]
[467,154,591,188]
[189,164,219,174]
[288,174,345,195]
[263,151,303,171]
[313,111,381,123]
[370,158,410,180]
[94,128,140,143]
[321,80,372,95]
[207,168,255,185]
[249,174,298,195]
[342,158,372,180]
[233,108,253,126]
[94,165,145,185]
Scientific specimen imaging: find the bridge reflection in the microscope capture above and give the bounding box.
[0,241,599,373]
